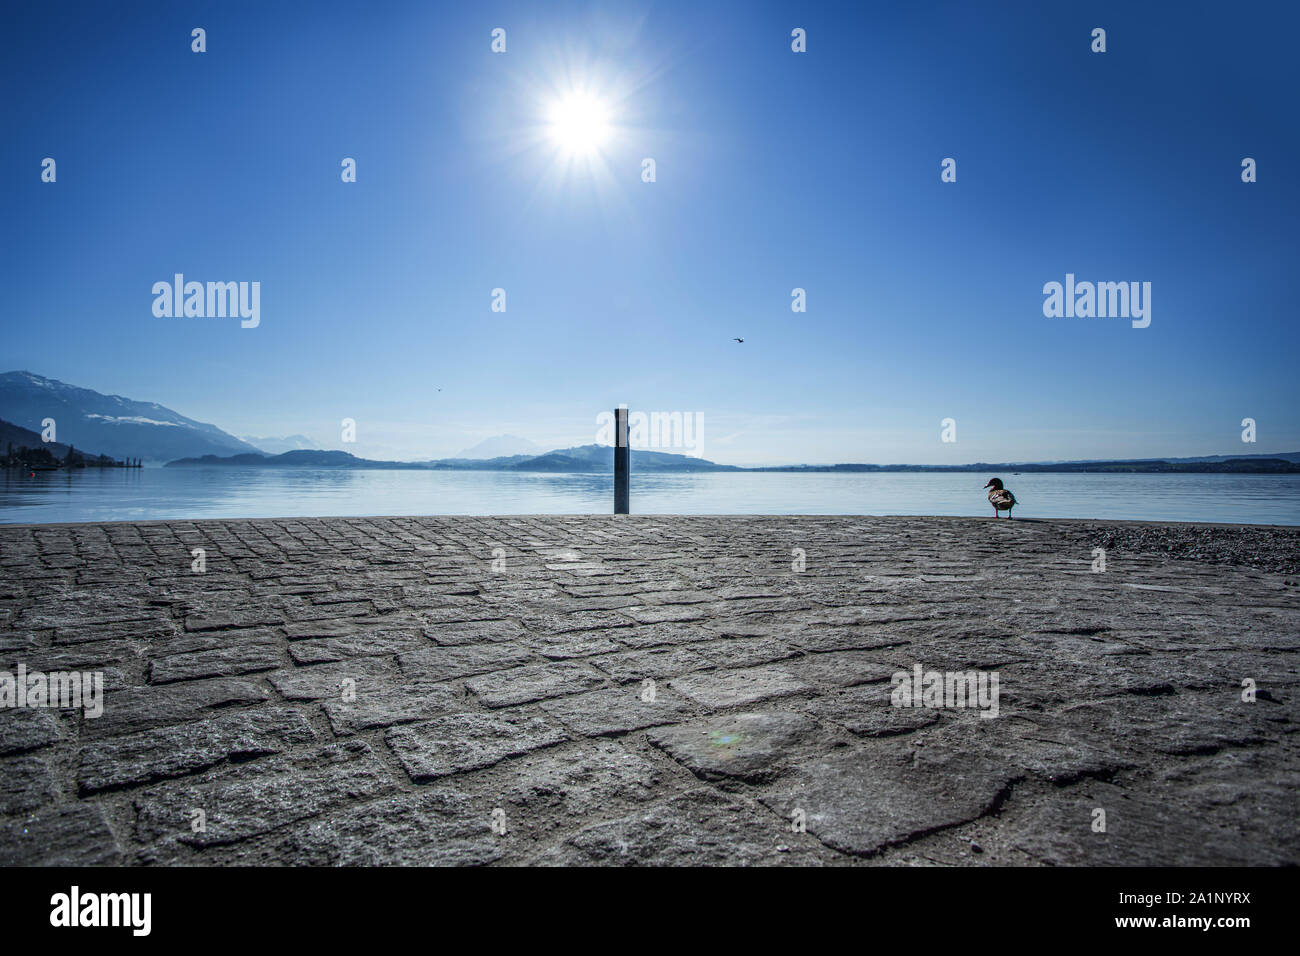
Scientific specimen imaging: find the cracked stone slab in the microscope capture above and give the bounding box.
[785,651,899,688]
[0,708,60,754]
[701,616,799,640]
[994,656,1186,706]
[267,659,400,701]
[519,609,636,633]
[538,685,695,737]
[526,632,624,659]
[695,637,799,669]
[465,662,606,707]
[53,616,178,645]
[545,594,641,612]
[0,754,59,813]
[322,680,463,735]
[618,604,711,625]
[797,608,936,629]
[588,646,713,684]
[397,644,535,682]
[1053,691,1285,758]
[288,626,426,664]
[134,740,391,851]
[79,707,317,794]
[483,740,662,823]
[610,623,713,649]
[269,789,504,866]
[413,606,513,627]
[149,636,283,684]
[670,665,812,709]
[386,712,569,781]
[283,619,371,640]
[806,684,941,737]
[0,803,123,866]
[86,677,269,738]
[760,743,1015,857]
[273,600,375,623]
[634,589,713,606]
[535,788,828,866]
[917,713,1131,785]
[999,748,1300,865]
[14,636,140,670]
[646,712,827,783]
[422,619,528,646]
[184,608,286,632]
[785,627,922,653]
[0,631,39,653]
[18,595,161,631]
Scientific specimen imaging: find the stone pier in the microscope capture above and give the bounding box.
[1,515,1296,866]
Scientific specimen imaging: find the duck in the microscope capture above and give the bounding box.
[984,478,1017,518]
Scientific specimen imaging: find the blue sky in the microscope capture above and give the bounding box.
[3,0,1297,465]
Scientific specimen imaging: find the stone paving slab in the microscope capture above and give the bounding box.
[0,514,1297,866]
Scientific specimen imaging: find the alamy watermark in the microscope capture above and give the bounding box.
[50,886,150,936]
[1,663,103,718]
[891,663,999,718]
[596,410,704,456]
[1043,274,1150,328]
[152,274,260,328]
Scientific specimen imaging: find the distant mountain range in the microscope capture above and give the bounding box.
[166,445,739,472]
[0,371,261,463]
[453,435,543,459]
[239,434,318,455]
[230,433,542,459]
[10,371,1300,474]
[166,445,1300,474]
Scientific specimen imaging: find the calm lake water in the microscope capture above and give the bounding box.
[2,468,1298,526]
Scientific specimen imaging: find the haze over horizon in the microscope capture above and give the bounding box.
[3,368,1296,470]
[4,1,1297,467]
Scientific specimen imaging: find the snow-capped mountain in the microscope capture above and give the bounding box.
[0,371,263,463]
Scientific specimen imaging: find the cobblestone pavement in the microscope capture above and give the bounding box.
[1,515,1297,866]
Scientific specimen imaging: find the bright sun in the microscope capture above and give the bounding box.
[545,92,613,156]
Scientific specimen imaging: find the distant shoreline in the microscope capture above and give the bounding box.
[160,445,1300,475]
[161,458,1300,475]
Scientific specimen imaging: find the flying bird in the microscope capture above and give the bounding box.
[734,337,744,343]
[984,478,1017,518]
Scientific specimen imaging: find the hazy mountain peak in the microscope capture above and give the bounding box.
[241,434,319,455]
[454,434,543,459]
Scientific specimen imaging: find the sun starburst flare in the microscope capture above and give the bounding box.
[544,92,613,157]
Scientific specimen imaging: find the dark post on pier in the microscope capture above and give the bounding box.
[614,405,629,514]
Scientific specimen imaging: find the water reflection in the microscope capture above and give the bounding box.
[2,467,1298,525]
